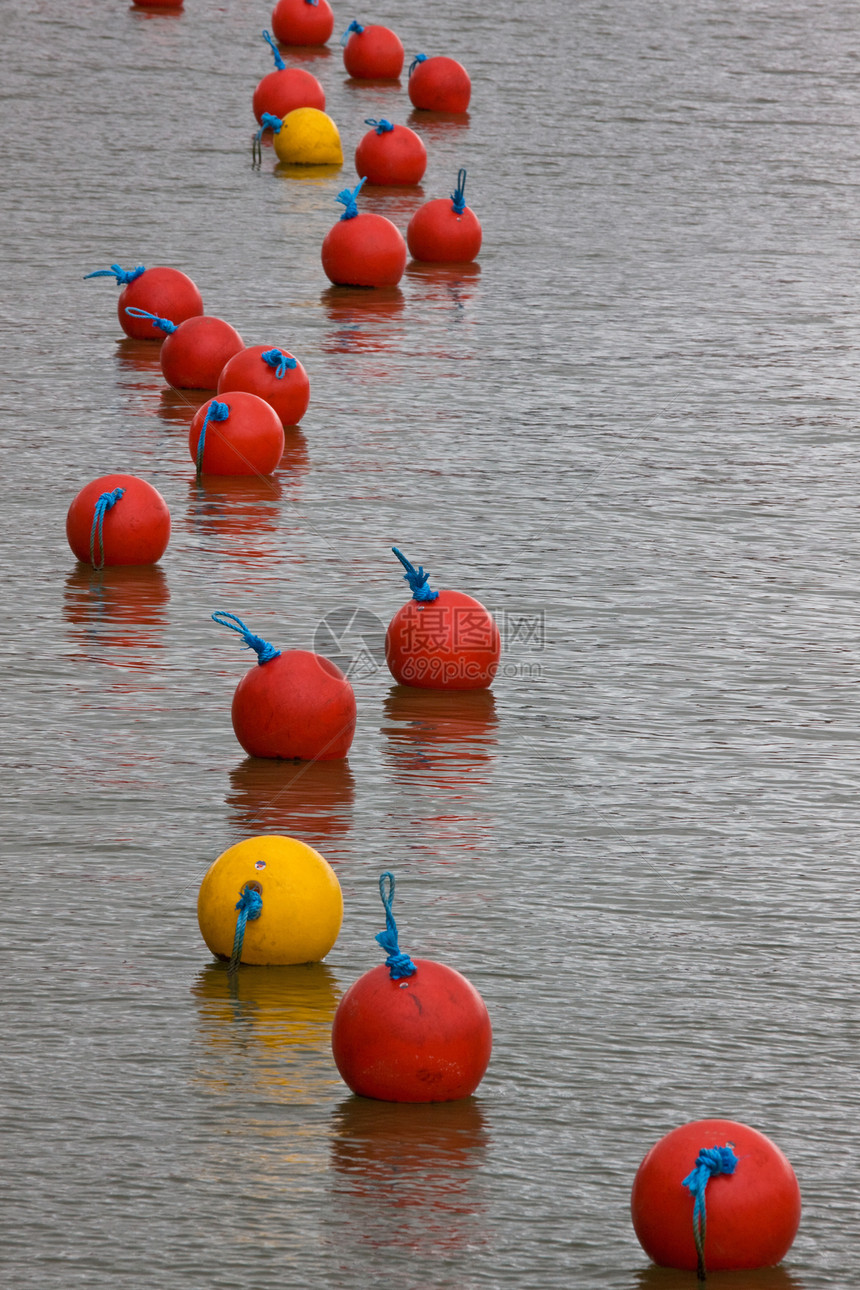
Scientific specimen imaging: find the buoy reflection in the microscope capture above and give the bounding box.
[381,685,497,783]
[115,336,163,374]
[634,1266,805,1290]
[227,756,355,847]
[406,109,470,141]
[186,477,283,560]
[320,285,405,356]
[158,386,208,427]
[274,161,344,183]
[63,564,169,651]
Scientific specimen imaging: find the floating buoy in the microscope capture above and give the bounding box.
[132,0,183,9]
[385,547,500,690]
[253,30,326,124]
[408,53,471,113]
[85,263,203,340]
[355,118,426,186]
[271,0,334,46]
[256,106,343,165]
[197,835,343,968]
[217,345,310,427]
[341,20,403,79]
[331,871,492,1102]
[189,394,285,479]
[407,168,482,263]
[124,308,243,389]
[321,178,406,287]
[66,473,170,569]
[212,612,357,760]
[631,1119,802,1277]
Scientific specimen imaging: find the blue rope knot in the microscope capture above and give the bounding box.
[341,19,364,45]
[409,53,427,76]
[365,118,394,134]
[195,399,230,481]
[261,348,297,378]
[228,883,263,973]
[305,0,319,6]
[451,168,467,214]
[89,487,125,570]
[391,547,439,602]
[124,306,176,334]
[262,29,286,70]
[682,1144,739,1281]
[211,611,282,665]
[84,263,145,285]
[375,871,417,980]
[257,111,284,143]
[336,176,367,220]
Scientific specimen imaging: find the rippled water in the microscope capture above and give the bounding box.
[3,0,859,1286]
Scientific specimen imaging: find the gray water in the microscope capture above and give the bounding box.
[2,0,859,1286]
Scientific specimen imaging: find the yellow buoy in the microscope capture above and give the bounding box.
[272,107,343,166]
[197,834,343,965]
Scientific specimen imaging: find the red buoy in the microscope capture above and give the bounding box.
[341,20,403,79]
[85,264,203,340]
[321,178,406,287]
[189,394,285,478]
[125,308,244,389]
[212,612,356,760]
[408,54,471,113]
[355,118,426,186]
[217,345,310,427]
[271,0,334,46]
[253,31,326,123]
[331,872,492,1102]
[132,0,183,9]
[385,547,500,690]
[407,168,482,263]
[66,473,170,569]
[631,1119,801,1276]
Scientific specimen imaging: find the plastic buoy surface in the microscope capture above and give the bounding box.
[631,1119,802,1274]
[270,107,343,164]
[197,835,343,965]
[217,345,310,427]
[124,310,244,389]
[341,21,404,79]
[408,55,471,113]
[355,119,426,186]
[66,473,170,568]
[407,169,481,263]
[189,393,285,477]
[132,0,183,9]
[271,0,334,46]
[85,264,203,340]
[321,178,406,287]
[254,67,325,124]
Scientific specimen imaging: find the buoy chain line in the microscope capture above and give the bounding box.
[211,611,281,664]
[228,883,263,973]
[682,1144,739,1281]
[88,488,125,570]
[374,871,417,980]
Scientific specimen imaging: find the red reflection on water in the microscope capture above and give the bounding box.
[405,109,470,142]
[185,477,283,560]
[634,1267,804,1290]
[114,336,163,374]
[358,185,424,228]
[273,44,333,65]
[63,564,170,651]
[279,426,310,478]
[159,386,208,426]
[226,755,355,846]
[381,684,497,781]
[320,285,405,355]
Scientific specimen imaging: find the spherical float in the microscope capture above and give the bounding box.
[331,872,492,1102]
[355,118,426,186]
[125,308,244,389]
[189,393,285,478]
[341,20,404,79]
[408,54,471,113]
[197,834,343,966]
[260,106,343,165]
[321,178,406,287]
[407,168,482,263]
[217,345,310,427]
[66,473,170,569]
[253,30,326,124]
[212,612,357,760]
[85,263,203,340]
[271,0,334,46]
[385,547,500,690]
[631,1119,802,1276]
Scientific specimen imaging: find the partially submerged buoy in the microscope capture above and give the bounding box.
[253,30,326,124]
[189,394,285,479]
[408,53,471,113]
[321,178,406,287]
[66,473,170,569]
[271,0,334,46]
[257,106,343,165]
[407,168,482,263]
[217,345,310,427]
[124,308,243,389]
[341,20,404,79]
[85,263,203,340]
[355,118,426,186]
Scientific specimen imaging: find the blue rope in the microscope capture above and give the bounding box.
[391,547,439,602]
[451,168,467,214]
[335,176,367,220]
[682,1144,739,1281]
[374,872,417,980]
[195,399,230,481]
[124,306,176,335]
[305,0,319,6]
[211,611,282,664]
[261,348,297,378]
[257,111,284,144]
[262,29,286,70]
[409,53,427,76]
[228,884,263,972]
[84,263,145,285]
[341,19,364,45]
[365,118,394,134]
[88,488,125,570]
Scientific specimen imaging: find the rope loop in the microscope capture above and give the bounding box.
[228,884,263,973]
[682,1144,739,1281]
[89,488,125,570]
[374,871,417,980]
[409,52,427,76]
[341,19,364,45]
[261,348,297,378]
[211,611,282,665]
[84,263,145,285]
[336,176,367,220]
[365,118,394,134]
[451,168,467,214]
[124,306,176,334]
[391,547,439,602]
[262,29,287,70]
[195,399,230,481]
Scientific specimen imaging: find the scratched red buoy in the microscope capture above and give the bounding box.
[212,612,357,760]
[321,178,406,287]
[631,1119,802,1275]
[125,308,244,389]
[66,473,170,568]
[253,30,326,123]
[85,263,203,340]
[407,168,482,263]
[341,20,404,79]
[355,118,426,186]
[271,0,334,46]
[408,53,471,113]
[331,872,492,1103]
[385,547,500,690]
[217,345,310,427]
[189,393,285,477]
